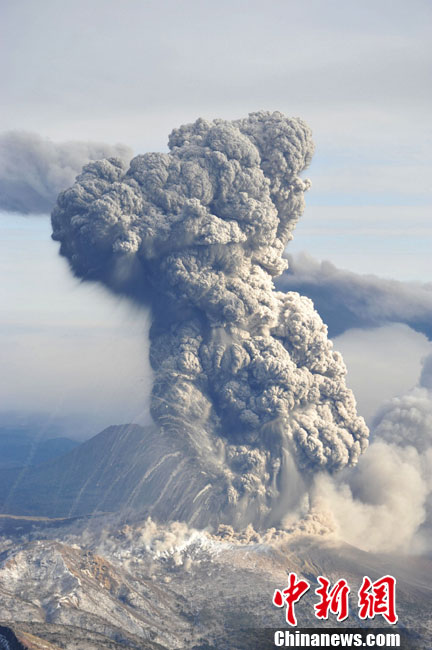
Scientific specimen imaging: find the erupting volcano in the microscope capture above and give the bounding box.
[50,111,368,529]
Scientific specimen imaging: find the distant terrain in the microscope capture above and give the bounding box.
[0,427,79,469]
[0,424,166,518]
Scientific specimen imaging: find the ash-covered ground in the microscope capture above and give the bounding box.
[0,514,431,650]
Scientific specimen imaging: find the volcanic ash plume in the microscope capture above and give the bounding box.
[51,111,368,529]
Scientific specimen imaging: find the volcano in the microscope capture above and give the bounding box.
[1,423,301,528]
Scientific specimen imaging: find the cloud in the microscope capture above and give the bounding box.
[277,253,432,339]
[333,324,431,423]
[50,111,368,529]
[0,131,132,214]
[315,352,432,553]
[315,440,430,552]
[420,353,432,390]
[372,360,432,453]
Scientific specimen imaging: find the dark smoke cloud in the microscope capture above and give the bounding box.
[51,112,368,528]
[0,131,132,214]
[277,253,432,340]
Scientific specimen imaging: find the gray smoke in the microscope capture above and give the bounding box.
[278,253,432,340]
[0,131,132,214]
[51,112,368,528]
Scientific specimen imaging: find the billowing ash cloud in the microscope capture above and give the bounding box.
[278,253,432,339]
[51,112,368,528]
[0,131,132,214]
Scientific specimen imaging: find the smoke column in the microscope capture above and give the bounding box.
[51,112,368,529]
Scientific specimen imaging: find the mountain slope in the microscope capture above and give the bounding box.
[0,424,228,525]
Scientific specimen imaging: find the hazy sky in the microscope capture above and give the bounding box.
[1,0,431,434]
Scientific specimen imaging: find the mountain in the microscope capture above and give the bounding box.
[0,428,78,469]
[0,424,232,526]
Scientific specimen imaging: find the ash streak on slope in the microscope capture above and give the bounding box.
[51,112,368,529]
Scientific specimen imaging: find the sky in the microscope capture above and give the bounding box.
[1,0,431,437]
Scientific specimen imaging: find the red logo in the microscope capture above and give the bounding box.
[273,574,397,626]
[314,576,350,622]
[358,575,398,625]
[273,572,310,626]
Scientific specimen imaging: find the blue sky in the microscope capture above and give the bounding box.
[1,0,431,435]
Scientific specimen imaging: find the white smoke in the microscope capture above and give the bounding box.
[51,111,368,529]
[315,351,432,553]
[0,131,132,214]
